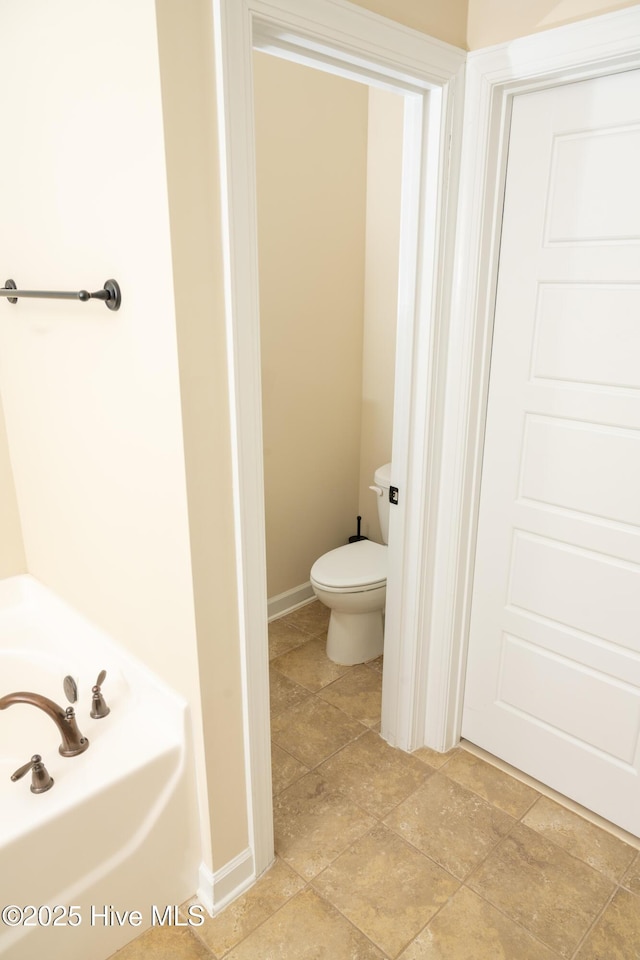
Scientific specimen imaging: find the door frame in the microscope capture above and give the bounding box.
[444,6,640,765]
[212,0,465,876]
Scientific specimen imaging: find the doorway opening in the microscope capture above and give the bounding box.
[253,47,403,658]
[253,46,404,867]
[214,0,464,879]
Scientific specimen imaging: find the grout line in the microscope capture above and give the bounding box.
[305,818,457,960]
[567,880,618,960]
[445,764,625,958]
[459,880,568,960]
[212,879,313,959]
[307,871,395,960]
[460,740,640,851]
[454,780,621,960]
[271,609,634,960]
[270,744,310,796]
[447,753,639,888]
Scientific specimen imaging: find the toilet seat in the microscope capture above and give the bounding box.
[310,540,387,593]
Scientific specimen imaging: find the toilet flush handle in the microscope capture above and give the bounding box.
[369,485,383,497]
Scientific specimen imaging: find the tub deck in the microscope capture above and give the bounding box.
[0,576,199,960]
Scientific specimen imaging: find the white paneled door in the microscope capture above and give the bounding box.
[462,69,640,835]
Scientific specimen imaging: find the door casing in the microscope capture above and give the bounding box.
[213,0,465,877]
[445,5,640,781]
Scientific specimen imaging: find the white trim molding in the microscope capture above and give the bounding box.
[197,849,255,917]
[433,4,640,753]
[212,0,465,878]
[267,583,315,621]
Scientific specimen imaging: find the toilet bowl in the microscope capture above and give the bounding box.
[310,463,391,665]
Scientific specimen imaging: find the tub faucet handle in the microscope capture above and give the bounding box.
[11,754,54,794]
[63,675,78,704]
[90,670,110,719]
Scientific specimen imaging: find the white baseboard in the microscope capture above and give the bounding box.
[267,582,315,621]
[197,847,255,917]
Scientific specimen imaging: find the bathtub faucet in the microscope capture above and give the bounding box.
[0,692,89,757]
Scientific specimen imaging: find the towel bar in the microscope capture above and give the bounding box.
[1,279,121,311]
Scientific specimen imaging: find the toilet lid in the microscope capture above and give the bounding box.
[311,540,387,590]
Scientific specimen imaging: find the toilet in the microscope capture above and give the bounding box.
[310,463,391,665]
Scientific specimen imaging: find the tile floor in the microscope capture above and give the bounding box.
[112,601,640,960]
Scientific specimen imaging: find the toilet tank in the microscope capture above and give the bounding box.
[373,462,392,544]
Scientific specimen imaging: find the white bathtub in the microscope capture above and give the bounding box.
[0,576,200,959]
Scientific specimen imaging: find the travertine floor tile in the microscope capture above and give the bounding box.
[282,600,330,638]
[522,795,637,882]
[269,667,311,717]
[412,746,458,770]
[272,636,352,691]
[273,771,375,879]
[271,743,308,796]
[313,824,459,958]
[574,887,640,960]
[268,619,308,660]
[317,729,430,818]
[188,859,305,957]
[365,654,383,673]
[111,925,211,959]
[398,886,560,960]
[270,695,365,768]
[443,750,539,818]
[384,772,514,880]
[467,822,615,958]
[621,850,640,895]
[114,603,635,960]
[318,664,382,727]
[225,888,385,960]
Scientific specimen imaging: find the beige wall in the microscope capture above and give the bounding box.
[0,0,195,697]
[0,399,26,578]
[349,0,468,48]
[254,53,369,599]
[358,88,403,544]
[155,0,249,872]
[297,0,638,51]
[255,62,404,593]
[467,0,639,48]
[0,0,226,879]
